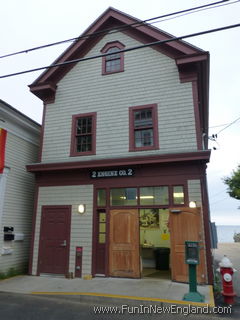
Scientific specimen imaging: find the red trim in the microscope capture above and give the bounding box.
[101,41,125,75]
[198,60,209,150]
[27,8,209,148]
[27,151,210,173]
[29,8,208,101]
[28,186,39,275]
[192,80,202,150]
[178,71,198,83]
[129,104,159,152]
[0,128,7,173]
[28,83,57,104]
[91,189,98,276]
[70,112,97,157]
[176,53,208,66]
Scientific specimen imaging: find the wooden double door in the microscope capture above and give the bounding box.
[108,207,206,283]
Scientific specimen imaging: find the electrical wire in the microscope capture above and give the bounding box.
[210,196,230,206]
[217,116,240,134]
[210,189,227,199]
[0,0,234,59]
[0,22,240,79]
[209,123,230,128]
[149,0,239,26]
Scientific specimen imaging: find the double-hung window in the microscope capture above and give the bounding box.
[101,41,125,75]
[70,112,96,156]
[129,104,159,151]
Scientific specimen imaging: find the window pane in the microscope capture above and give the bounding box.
[155,187,169,205]
[99,234,106,244]
[77,117,92,134]
[173,186,184,205]
[76,135,92,152]
[106,59,120,72]
[106,47,120,60]
[99,212,106,222]
[99,223,106,233]
[87,117,92,133]
[110,188,137,206]
[134,109,152,128]
[140,187,169,205]
[97,189,106,207]
[135,129,153,147]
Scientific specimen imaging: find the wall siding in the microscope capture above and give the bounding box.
[41,31,197,163]
[31,185,93,276]
[0,132,38,273]
[188,179,203,207]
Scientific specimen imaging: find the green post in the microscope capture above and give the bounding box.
[183,241,205,302]
[183,264,205,302]
[189,264,197,292]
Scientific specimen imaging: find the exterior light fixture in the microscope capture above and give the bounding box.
[78,204,86,214]
[189,201,197,208]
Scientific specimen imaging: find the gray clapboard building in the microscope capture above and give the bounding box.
[0,99,40,274]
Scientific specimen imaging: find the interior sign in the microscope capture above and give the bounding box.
[91,168,134,179]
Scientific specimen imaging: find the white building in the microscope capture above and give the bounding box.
[0,99,40,274]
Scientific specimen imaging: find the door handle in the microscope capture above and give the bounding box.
[60,240,67,247]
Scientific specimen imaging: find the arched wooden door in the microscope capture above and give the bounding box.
[109,209,140,278]
[169,207,207,284]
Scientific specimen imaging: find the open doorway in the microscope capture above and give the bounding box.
[139,208,171,279]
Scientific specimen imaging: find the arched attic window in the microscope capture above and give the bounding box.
[101,41,125,75]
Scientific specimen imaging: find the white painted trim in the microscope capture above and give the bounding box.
[1,125,39,146]
[0,104,40,146]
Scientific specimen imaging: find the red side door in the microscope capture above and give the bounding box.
[38,206,71,275]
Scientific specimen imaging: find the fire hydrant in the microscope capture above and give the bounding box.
[217,256,236,305]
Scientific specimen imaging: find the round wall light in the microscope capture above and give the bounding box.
[78,204,86,214]
[189,201,197,208]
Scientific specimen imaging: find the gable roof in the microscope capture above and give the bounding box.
[29,7,209,104]
[0,99,41,128]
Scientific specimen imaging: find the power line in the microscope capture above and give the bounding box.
[209,123,230,128]
[1,22,240,80]
[210,196,229,206]
[0,0,234,59]
[209,116,240,130]
[217,116,240,134]
[210,189,227,199]
[150,0,239,26]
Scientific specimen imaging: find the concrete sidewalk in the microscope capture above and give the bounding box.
[0,275,214,307]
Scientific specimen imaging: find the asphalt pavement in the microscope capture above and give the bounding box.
[0,291,237,320]
[0,242,239,319]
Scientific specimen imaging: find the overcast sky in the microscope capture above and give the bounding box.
[1,0,239,225]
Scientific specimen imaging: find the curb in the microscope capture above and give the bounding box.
[31,286,215,308]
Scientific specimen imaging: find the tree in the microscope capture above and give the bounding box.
[223,165,240,201]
